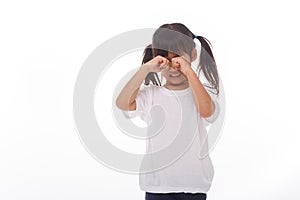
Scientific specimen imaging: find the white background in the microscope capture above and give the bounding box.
[1,0,300,199]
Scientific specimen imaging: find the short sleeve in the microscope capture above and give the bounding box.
[202,93,220,125]
[122,84,154,122]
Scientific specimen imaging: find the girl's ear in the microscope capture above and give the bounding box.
[191,48,197,62]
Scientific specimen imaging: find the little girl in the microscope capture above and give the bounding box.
[116,23,220,200]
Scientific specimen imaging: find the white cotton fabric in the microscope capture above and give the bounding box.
[123,84,220,194]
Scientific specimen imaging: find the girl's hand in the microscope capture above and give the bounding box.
[142,56,170,72]
[171,54,193,77]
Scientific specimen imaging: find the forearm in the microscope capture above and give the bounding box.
[116,65,149,110]
[186,69,214,118]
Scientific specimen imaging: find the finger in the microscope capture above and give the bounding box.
[164,59,170,67]
[160,58,166,65]
[160,57,168,67]
[160,60,169,70]
[172,60,180,68]
[157,56,164,64]
[158,56,167,63]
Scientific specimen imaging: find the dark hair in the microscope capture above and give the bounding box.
[148,23,219,95]
[142,44,161,86]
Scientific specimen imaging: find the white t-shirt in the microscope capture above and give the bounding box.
[123,84,220,194]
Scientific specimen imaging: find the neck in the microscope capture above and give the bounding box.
[164,81,189,90]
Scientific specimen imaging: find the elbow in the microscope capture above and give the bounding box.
[115,98,124,110]
[200,110,213,118]
[199,101,215,118]
[115,97,133,111]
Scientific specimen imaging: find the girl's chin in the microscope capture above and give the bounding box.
[166,79,188,86]
[167,77,186,82]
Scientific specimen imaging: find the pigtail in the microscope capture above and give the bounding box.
[194,36,219,95]
[142,44,161,86]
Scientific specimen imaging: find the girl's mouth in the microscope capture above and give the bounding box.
[169,72,181,77]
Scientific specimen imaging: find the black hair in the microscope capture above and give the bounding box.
[148,23,219,95]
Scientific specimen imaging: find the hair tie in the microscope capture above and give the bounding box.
[193,34,198,39]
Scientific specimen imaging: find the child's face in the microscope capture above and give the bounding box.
[161,52,189,89]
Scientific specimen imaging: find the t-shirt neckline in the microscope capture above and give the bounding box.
[161,85,191,96]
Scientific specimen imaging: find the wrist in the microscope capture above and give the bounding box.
[139,64,151,76]
[140,64,151,73]
[185,68,195,77]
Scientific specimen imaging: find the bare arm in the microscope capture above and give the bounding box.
[186,69,214,118]
[115,56,169,111]
[115,65,150,111]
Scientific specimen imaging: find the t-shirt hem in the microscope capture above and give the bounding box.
[139,185,210,194]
